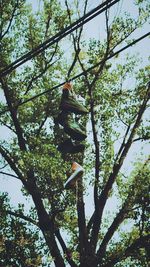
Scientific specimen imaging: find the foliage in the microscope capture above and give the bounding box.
[0,193,45,267]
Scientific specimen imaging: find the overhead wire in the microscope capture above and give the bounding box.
[0,31,149,116]
[0,0,120,77]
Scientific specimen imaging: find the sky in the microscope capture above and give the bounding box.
[0,1,150,264]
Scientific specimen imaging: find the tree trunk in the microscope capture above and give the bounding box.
[79,252,98,267]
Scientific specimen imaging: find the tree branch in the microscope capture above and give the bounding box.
[24,177,66,267]
[7,209,77,267]
[90,6,111,88]
[0,77,64,265]
[96,156,149,263]
[6,209,38,225]
[0,163,8,170]
[103,234,150,267]
[115,124,131,163]
[55,229,78,267]
[0,77,27,151]
[43,230,66,267]
[86,9,112,252]
[0,145,25,182]
[133,136,150,142]
[65,0,85,80]
[115,109,130,127]
[24,43,59,94]
[86,8,112,222]
[89,84,150,251]
[76,180,89,263]
[0,171,19,179]
[0,119,16,134]
[0,144,55,250]
[0,0,19,40]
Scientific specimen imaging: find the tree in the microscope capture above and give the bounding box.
[0,0,150,266]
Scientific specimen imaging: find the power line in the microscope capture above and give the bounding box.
[0,0,120,77]
[0,0,117,76]
[0,31,149,116]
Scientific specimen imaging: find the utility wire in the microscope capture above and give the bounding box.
[0,31,149,116]
[0,0,120,77]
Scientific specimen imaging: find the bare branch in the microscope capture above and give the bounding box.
[0,144,24,181]
[24,43,59,95]
[67,47,80,80]
[0,0,19,40]
[0,119,16,134]
[133,136,150,142]
[65,0,84,79]
[0,163,8,170]
[6,209,38,226]
[115,124,131,163]
[90,4,111,88]
[36,116,48,137]
[55,229,78,267]
[45,10,52,39]
[0,171,19,179]
[0,78,27,151]
[115,109,130,127]
[91,7,111,213]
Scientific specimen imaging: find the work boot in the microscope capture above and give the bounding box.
[58,138,85,154]
[57,111,87,141]
[60,82,88,115]
[64,162,84,189]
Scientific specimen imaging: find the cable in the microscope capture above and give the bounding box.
[0,0,120,77]
[1,0,117,77]
[0,31,149,116]
[0,0,117,76]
